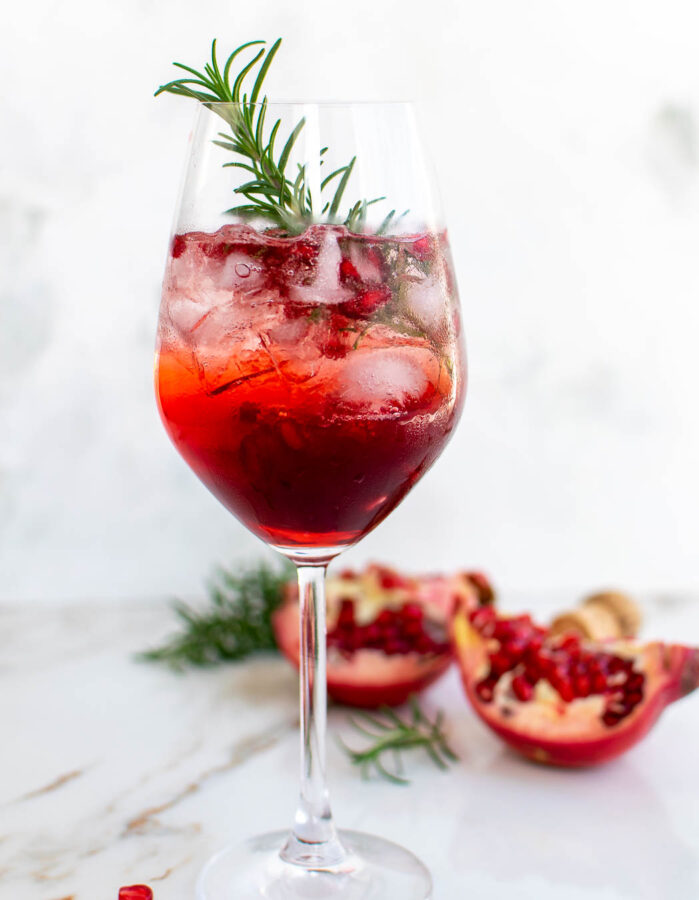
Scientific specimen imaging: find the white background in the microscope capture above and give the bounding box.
[2,0,698,602]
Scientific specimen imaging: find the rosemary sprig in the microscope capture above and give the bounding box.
[139,560,293,669]
[156,38,382,233]
[339,698,458,785]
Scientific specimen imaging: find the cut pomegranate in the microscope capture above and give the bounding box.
[273,564,493,708]
[451,601,699,766]
[119,887,153,900]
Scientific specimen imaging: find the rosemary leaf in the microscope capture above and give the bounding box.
[138,559,294,670]
[339,697,458,784]
[156,40,386,233]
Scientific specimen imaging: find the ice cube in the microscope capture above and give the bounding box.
[219,250,268,294]
[260,316,322,383]
[348,240,383,283]
[332,348,432,414]
[403,276,448,341]
[286,229,353,307]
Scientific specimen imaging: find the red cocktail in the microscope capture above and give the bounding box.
[156,222,464,552]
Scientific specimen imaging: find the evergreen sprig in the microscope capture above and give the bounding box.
[139,560,293,669]
[339,698,458,785]
[156,39,382,233]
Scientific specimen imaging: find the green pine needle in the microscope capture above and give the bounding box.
[156,38,383,233]
[138,559,294,669]
[339,698,458,785]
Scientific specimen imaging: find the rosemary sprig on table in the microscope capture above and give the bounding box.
[156,38,384,233]
[138,560,292,669]
[339,698,458,785]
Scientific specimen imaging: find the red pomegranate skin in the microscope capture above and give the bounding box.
[273,564,491,708]
[451,602,699,767]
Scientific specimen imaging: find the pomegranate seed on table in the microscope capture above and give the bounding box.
[119,887,153,900]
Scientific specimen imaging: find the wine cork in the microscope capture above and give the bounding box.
[583,591,642,637]
[550,603,620,641]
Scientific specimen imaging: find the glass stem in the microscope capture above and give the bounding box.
[280,563,345,869]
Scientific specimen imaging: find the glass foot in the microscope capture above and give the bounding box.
[196,829,432,899]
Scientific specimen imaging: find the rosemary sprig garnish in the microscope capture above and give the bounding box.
[138,560,292,669]
[339,698,458,785]
[156,38,383,233]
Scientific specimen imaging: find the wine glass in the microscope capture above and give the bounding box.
[155,99,466,899]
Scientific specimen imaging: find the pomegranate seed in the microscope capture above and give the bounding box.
[626,672,645,692]
[402,620,423,638]
[537,653,557,676]
[574,675,591,698]
[339,284,392,318]
[524,661,543,682]
[339,257,360,282]
[337,599,355,626]
[512,674,534,702]
[410,235,433,260]
[402,603,423,621]
[493,620,516,641]
[591,672,608,693]
[551,674,575,703]
[559,636,582,659]
[525,636,544,656]
[625,691,643,708]
[609,657,628,674]
[171,235,186,258]
[322,337,348,359]
[291,241,317,262]
[503,638,528,662]
[602,709,623,727]
[470,606,496,634]
[476,677,497,702]
[119,888,153,900]
[365,624,380,643]
[375,568,407,590]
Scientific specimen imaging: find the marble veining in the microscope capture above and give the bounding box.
[2,593,699,899]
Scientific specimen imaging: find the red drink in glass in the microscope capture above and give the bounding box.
[156,223,464,551]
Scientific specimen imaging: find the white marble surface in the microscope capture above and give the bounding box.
[2,1,699,602]
[3,591,699,899]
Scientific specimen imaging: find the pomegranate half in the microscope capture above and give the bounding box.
[452,601,699,766]
[273,563,492,708]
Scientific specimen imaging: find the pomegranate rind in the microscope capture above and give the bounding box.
[451,605,699,767]
[273,564,488,708]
